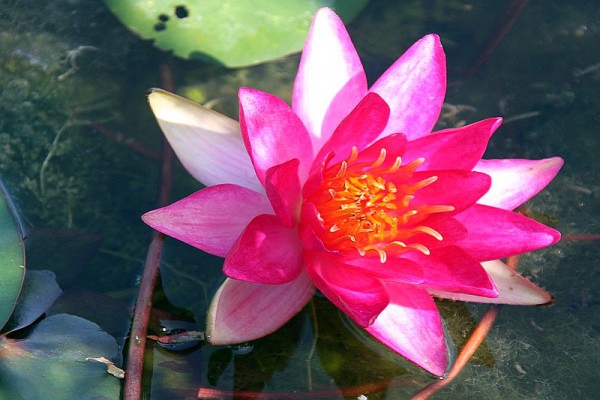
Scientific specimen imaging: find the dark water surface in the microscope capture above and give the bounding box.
[1,0,598,398]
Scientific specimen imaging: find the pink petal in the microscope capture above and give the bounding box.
[147,89,262,192]
[305,251,389,327]
[402,214,468,251]
[142,184,272,257]
[365,283,447,376]
[474,157,564,210]
[264,159,302,227]
[224,214,303,284]
[313,92,390,167]
[239,88,314,185]
[429,259,552,305]
[454,204,561,260]
[298,202,328,251]
[398,246,498,298]
[293,8,367,151]
[339,251,425,284]
[408,170,491,214]
[403,118,503,171]
[370,35,446,141]
[206,272,315,345]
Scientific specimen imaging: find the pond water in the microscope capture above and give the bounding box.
[1,0,599,399]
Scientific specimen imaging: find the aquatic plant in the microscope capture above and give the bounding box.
[142,8,562,376]
[104,0,369,67]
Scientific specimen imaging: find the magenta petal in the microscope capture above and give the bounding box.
[298,202,328,251]
[409,170,491,214]
[239,88,313,184]
[370,34,446,141]
[334,252,424,284]
[142,184,272,257]
[429,260,552,305]
[206,272,315,345]
[314,92,390,167]
[475,157,564,210]
[354,133,408,168]
[454,204,561,260]
[264,159,302,227]
[403,118,502,171]
[400,246,497,297]
[224,214,303,284]
[405,215,468,250]
[293,8,367,151]
[366,284,447,376]
[305,251,389,327]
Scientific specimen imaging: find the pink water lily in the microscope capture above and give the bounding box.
[142,8,562,376]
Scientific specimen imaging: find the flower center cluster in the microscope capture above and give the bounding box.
[312,146,454,262]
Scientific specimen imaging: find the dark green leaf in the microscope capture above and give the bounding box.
[0,314,120,400]
[2,270,62,334]
[0,182,25,331]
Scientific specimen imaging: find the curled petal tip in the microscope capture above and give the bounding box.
[430,260,553,305]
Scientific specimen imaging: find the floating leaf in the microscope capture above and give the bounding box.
[0,182,25,331]
[0,314,120,400]
[150,320,204,351]
[103,0,369,67]
[47,289,131,349]
[2,270,62,334]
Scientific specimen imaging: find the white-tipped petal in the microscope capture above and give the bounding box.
[429,259,552,305]
[148,89,262,192]
[475,157,564,210]
[293,8,367,151]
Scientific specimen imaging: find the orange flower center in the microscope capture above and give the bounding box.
[311,146,454,262]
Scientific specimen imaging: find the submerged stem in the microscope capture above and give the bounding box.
[122,231,164,399]
[123,61,175,400]
[410,305,502,400]
[410,254,521,399]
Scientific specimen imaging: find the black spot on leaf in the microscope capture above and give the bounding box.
[175,5,189,19]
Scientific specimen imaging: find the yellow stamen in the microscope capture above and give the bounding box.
[310,147,453,261]
[371,149,387,168]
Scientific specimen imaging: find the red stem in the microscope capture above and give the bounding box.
[409,255,520,399]
[409,306,501,400]
[562,233,600,242]
[91,123,162,162]
[123,231,164,399]
[465,0,530,78]
[123,62,175,400]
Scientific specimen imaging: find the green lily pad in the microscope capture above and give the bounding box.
[0,183,25,331]
[0,314,121,400]
[103,0,370,67]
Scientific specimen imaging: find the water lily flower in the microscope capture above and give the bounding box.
[142,8,562,376]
